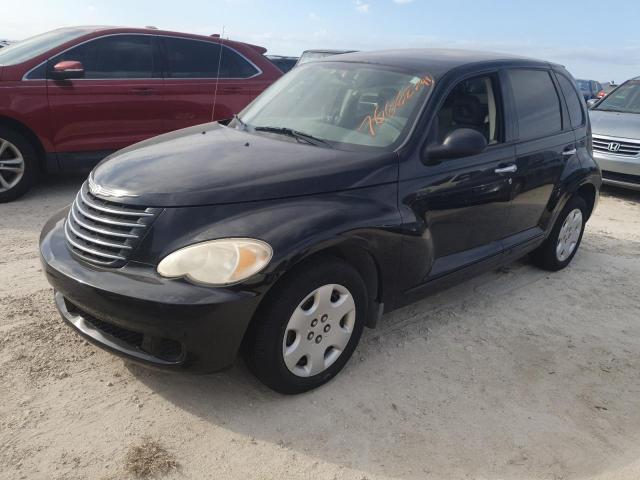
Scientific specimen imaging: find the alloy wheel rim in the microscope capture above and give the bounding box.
[556,208,583,262]
[0,138,25,193]
[282,284,356,378]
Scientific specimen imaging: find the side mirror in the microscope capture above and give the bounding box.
[586,98,598,109]
[424,128,487,162]
[51,60,85,80]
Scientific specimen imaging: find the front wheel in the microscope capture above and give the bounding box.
[531,195,587,271]
[0,127,38,203]
[245,256,368,394]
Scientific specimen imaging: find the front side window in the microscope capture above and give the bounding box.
[557,74,585,128]
[49,35,154,79]
[240,62,434,151]
[594,79,640,114]
[434,75,502,145]
[165,37,258,79]
[508,69,562,141]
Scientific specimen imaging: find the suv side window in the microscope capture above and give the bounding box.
[165,37,221,78]
[507,69,562,140]
[50,35,154,79]
[165,37,259,79]
[221,48,260,78]
[556,74,585,128]
[435,74,502,145]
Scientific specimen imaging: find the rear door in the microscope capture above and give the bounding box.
[46,34,165,164]
[161,36,260,130]
[501,68,576,245]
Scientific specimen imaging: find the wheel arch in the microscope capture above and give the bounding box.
[0,115,47,172]
[576,182,597,220]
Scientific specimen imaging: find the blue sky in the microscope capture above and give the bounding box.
[2,0,639,83]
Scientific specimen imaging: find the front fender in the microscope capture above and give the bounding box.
[134,183,404,306]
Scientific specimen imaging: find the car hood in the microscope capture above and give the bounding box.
[91,123,397,207]
[589,109,640,140]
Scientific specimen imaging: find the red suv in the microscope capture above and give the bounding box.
[0,26,282,202]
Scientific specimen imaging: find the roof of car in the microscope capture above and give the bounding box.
[69,25,266,52]
[316,48,553,76]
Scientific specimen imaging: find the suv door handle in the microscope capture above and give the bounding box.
[130,88,157,96]
[495,164,517,174]
[562,148,577,156]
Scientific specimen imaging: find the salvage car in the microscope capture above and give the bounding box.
[0,26,281,202]
[590,77,640,190]
[40,49,601,394]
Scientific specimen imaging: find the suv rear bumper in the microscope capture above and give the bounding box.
[40,209,263,373]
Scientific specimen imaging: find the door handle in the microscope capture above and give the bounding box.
[221,86,242,93]
[495,164,517,174]
[562,148,577,156]
[130,88,157,96]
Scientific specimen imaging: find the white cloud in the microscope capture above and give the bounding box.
[393,0,414,3]
[355,0,370,13]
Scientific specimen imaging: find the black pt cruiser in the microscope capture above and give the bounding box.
[40,49,601,393]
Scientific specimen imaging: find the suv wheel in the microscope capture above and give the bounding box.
[0,127,38,203]
[531,195,587,271]
[245,256,367,394]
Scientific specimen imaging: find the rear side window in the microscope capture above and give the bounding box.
[508,69,562,140]
[556,74,585,128]
[164,37,259,79]
[50,35,154,79]
[222,49,259,78]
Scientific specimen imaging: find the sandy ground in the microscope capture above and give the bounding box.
[1,177,640,480]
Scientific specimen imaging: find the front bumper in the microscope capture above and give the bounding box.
[40,209,263,373]
[593,150,640,190]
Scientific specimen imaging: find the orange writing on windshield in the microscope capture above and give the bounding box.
[358,75,434,137]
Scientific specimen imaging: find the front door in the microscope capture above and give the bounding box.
[398,73,515,289]
[46,34,165,166]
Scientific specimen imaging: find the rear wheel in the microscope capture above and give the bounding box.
[0,127,38,203]
[245,256,367,394]
[531,195,587,271]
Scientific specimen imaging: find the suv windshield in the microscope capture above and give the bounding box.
[0,27,94,66]
[594,80,640,114]
[240,62,434,151]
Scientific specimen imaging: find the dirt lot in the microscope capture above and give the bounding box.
[1,177,639,480]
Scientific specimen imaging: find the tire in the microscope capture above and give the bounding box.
[531,195,588,271]
[0,126,38,203]
[245,256,368,394]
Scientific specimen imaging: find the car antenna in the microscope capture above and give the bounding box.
[210,26,225,122]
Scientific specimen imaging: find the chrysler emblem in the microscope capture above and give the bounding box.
[607,142,621,152]
[88,176,138,198]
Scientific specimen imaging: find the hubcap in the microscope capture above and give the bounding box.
[556,208,583,262]
[282,284,356,377]
[0,138,25,193]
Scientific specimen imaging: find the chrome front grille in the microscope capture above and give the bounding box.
[593,136,640,157]
[64,182,160,267]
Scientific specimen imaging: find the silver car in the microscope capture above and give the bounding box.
[589,77,640,190]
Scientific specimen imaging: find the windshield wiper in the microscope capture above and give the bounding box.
[253,126,331,147]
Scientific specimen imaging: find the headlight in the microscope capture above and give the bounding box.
[157,238,272,286]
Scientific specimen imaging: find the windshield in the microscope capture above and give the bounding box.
[594,80,640,114]
[240,62,434,151]
[0,28,93,66]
